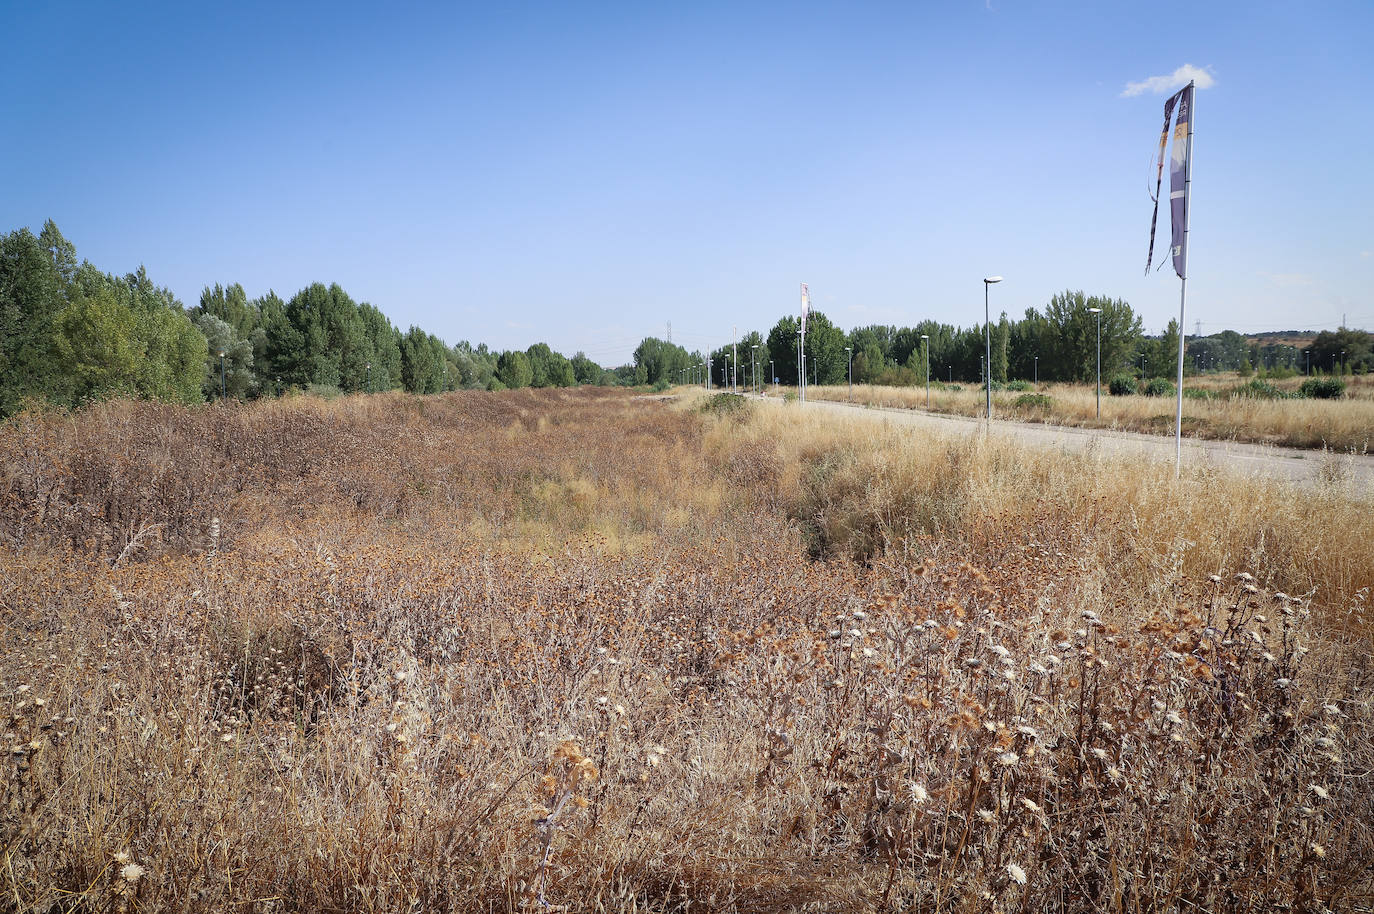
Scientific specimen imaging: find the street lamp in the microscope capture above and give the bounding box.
[751,344,759,395]
[365,361,371,391]
[921,334,930,407]
[769,360,775,394]
[845,347,852,401]
[217,350,226,401]
[983,276,1002,419]
[1034,354,1038,385]
[1088,307,1103,418]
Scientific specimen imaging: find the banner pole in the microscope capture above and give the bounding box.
[1174,81,1194,478]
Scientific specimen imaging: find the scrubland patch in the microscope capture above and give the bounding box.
[2,388,1371,912]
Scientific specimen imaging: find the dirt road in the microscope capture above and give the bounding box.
[757,394,1374,497]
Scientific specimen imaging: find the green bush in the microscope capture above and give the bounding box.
[1299,377,1346,399]
[1143,378,1174,397]
[1183,387,1213,400]
[698,392,749,417]
[1004,379,1032,392]
[1109,375,1137,396]
[651,379,671,393]
[1234,378,1289,400]
[486,377,507,392]
[1013,393,1053,411]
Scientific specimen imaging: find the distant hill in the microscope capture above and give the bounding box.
[1245,330,1317,347]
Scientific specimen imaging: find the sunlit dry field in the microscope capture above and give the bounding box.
[801,374,1374,452]
[2,388,1371,912]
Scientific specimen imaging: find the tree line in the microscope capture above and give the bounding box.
[0,221,623,416]
[631,297,1370,390]
[7,221,1366,416]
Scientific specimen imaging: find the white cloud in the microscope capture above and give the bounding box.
[1121,64,1216,98]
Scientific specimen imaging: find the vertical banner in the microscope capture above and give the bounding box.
[1145,90,1182,274]
[1169,83,1193,279]
[800,282,810,331]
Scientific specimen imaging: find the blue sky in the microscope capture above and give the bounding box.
[4,1,1372,365]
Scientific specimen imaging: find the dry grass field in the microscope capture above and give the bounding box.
[2,388,1372,912]
[802,374,1374,452]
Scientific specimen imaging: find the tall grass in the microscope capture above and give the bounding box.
[2,389,1370,912]
[801,377,1374,451]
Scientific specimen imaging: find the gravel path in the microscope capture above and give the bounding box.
[756,394,1374,497]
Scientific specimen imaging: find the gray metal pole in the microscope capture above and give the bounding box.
[1096,311,1102,418]
[1174,81,1194,478]
[984,283,992,420]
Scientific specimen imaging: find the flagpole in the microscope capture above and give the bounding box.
[1174,81,1194,478]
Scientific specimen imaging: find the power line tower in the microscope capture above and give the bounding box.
[1194,319,1202,337]
[667,321,672,344]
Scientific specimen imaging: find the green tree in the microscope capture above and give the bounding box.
[38,219,77,289]
[496,350,533,389]
[526,342,555,387]
[766,316,801,386]
[0,227,67,414]
[1306,328,1371,374]
[991,313,1010,383]
[399,327,441,393]
[52,285,141,404]
[193,312,254,400]
[197,283,257,340]
[632,337,694,386]
[570,351,602,385]
[803,311,848,385]
[135,296,205,404]
[358,302,402,390]
[1043,291,1142,382]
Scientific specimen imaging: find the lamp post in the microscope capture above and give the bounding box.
[845,347,852,401]
[1341,349,1346,375]
[983,276,1002,419]
[752,345,759,395]
[218,350,226,400]
[921,334,930,407]
[1088,307,1103,418]
[365,361,371,391]
[1034,354,1038,384]
[769,360,775,394]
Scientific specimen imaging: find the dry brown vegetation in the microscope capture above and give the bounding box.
[2,388,1372,912]
[803,374,1374,452]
